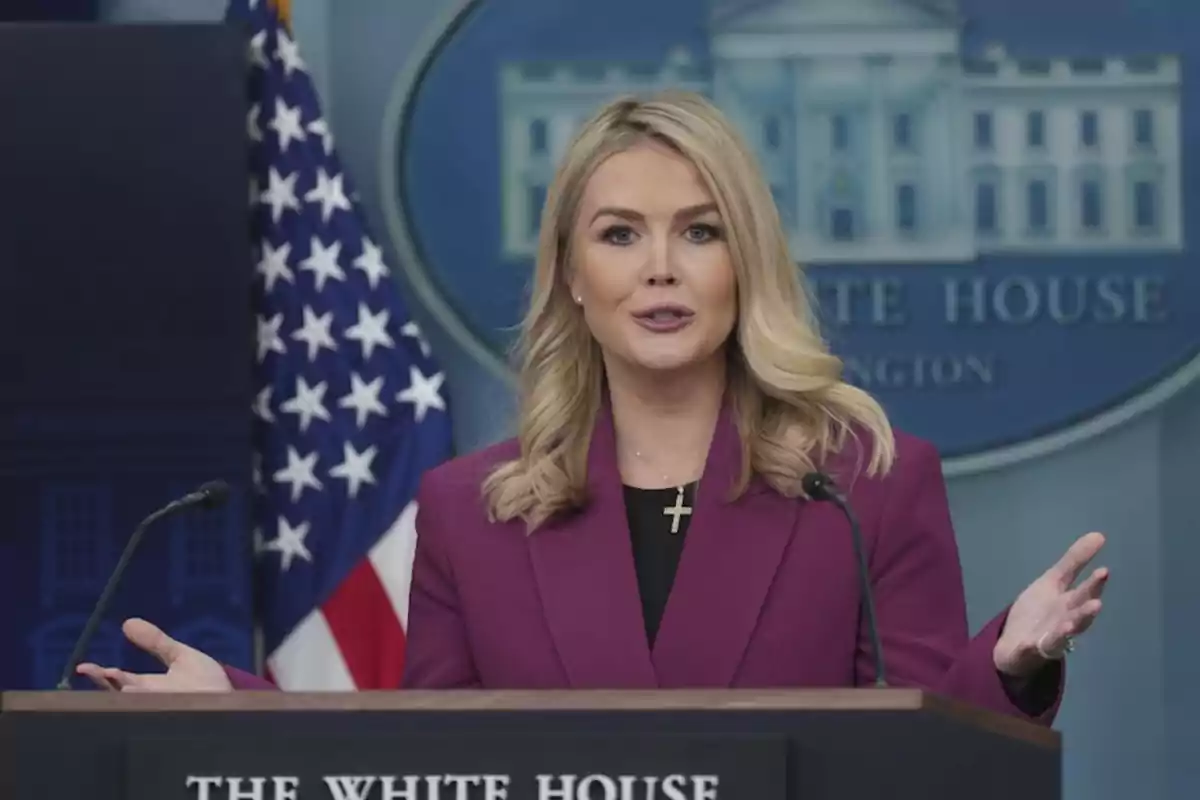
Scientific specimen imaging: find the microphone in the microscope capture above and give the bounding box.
[55,480,230,689]
[802,471,887,687]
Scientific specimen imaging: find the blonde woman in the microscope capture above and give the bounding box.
[79,92,1107,722]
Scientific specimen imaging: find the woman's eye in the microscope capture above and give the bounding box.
[686,223,723,242]
[600,225,635,245]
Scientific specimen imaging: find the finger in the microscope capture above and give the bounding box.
[1036,614,1083,658]
[1050,532,1106,586]
[97,667,144,691]
[1066,567,1109,608]
[122,618,186,667]
[1067,598,1103,637]
[75,663,120,691]
[1040,598,1103,656]
[118,673,182,693]
[1037,597,1093,648]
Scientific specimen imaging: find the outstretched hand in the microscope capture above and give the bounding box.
[993,531,1108,679]
[75,618,232,692]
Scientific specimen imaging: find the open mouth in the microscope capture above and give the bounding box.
[632,304,695,332]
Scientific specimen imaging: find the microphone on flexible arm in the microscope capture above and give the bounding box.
[802,470,887,687]
[55,480,231,690]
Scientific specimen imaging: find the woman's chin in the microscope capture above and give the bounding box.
[626,347,708,375]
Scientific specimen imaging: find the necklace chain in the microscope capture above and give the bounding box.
[630,450,696,535]
[632,450,699,488]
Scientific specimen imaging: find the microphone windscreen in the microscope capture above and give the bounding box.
[801,471,833,500]
[195,479,230,509]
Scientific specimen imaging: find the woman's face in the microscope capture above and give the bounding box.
[569,140,737,380]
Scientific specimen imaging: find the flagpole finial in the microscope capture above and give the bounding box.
[268,0,291,28]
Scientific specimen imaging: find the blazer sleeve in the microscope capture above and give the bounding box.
[399,472,483,689]
[223,665,277,690]
[855,438,1064,724]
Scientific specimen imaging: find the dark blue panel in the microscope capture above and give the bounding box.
[0,0,97,20]
[0,24,254,689]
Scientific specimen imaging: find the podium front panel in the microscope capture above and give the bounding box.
[1,698,1060,800]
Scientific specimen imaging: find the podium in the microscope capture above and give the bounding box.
[0,688,1059,799]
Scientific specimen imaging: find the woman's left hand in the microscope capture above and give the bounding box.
[993,531,1108,678]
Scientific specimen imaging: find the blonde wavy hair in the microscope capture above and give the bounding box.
[482,90,895,531]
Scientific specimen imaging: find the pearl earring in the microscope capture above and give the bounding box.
[575,295,582,304]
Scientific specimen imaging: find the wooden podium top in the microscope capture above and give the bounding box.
[0,687,1059,749]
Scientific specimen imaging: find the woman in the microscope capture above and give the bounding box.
[77,91,1107,721]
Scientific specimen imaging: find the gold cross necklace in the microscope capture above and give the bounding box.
[633,450,695,535]
[663,484,692,534]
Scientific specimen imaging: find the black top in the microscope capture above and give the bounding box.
[623,482,696,646]
[620,482,1059,715]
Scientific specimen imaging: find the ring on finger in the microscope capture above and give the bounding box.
[1036,632,1074,660]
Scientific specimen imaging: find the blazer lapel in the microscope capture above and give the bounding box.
[526,405,658,688]
[651,404,798,686]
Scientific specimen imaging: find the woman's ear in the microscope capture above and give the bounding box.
[563,259,581,304]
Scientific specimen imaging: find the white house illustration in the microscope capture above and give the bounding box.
[498,0,1182,263]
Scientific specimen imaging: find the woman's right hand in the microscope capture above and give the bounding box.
[75,617,233,692]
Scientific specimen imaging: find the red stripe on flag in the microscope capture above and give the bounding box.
[321,559,408,689]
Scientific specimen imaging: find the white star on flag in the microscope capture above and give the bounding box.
[353,239,390,288]
[257,240,294,291]
[268,97,306,151]
[299,236,345,291]
[397,366,446,422]
[260,167,299,221]
[305,168,352,222]
[329,442,378,498]
[339,372,388,429]
[344,303,394,359]
[257,312,286,361]
[291,306,338,361]
[272,446,323,501]
[279,376,330,432]
[307,117,334,154]
[263,517,313,571]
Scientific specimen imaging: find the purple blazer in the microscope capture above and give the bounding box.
[227,404,1063,724]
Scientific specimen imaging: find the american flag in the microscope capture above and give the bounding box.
[230,0,452,689]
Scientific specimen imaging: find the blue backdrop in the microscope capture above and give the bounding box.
[0,1,97,20]
[394,0,1200,461]
[0,21,255,689]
